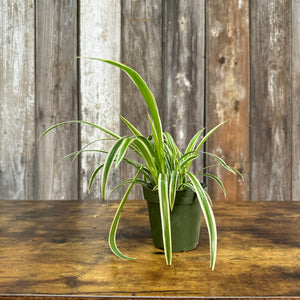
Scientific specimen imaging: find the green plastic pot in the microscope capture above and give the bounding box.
[143,186,202,252]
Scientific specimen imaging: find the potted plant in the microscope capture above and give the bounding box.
[39,58,242,270]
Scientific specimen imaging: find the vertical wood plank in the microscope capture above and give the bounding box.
[250,0,291,201]
[163,0,205,174]
[0,1,35,199]
[36,1,78,200]
[292,1,300,201]
[207,0,249,201]
[79,0,121,200]
[121,0,162,199]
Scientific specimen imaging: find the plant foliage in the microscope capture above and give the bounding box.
[39,58,242,270]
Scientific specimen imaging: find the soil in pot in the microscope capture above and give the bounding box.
[143,186,202,252]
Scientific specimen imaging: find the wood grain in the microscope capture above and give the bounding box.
[121,0,162,200]
[250,0,291,201]
[0,200,299,298]
[35,1,78,200]
[206,0,249,201]
[292,1,300,201]
[79,1,121,200]
[163,0,205,174]
[0,1,35,199]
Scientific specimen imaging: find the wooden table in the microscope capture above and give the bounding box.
[0,200,299,299]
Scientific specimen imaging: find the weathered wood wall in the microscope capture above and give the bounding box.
[35,0,78,200]
[206,0,249,202]
[250,0,291,201]
[0,0,299,201]
[0,0,35,199]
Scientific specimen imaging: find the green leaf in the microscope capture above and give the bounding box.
[185,128,205,154]
[109,178,150,197]
[186,121,227,171]
[180,154,199,169]
[195,164,221,175]
[158,173,172,265]
[199,173,226,198]
[55,148,108,170]
[54,151,78,168]
[178,182,195,191]
[122,157,154,184]
[115,136,134,169]
[101,137,127,200]
[204,189,213,206]
[179,151,196,163]
[203,152,237,176]
[148,114,164,173]
[164,132,180,158]
[195,121,227,154]
[88,164,104,193]
[187,172,217,270]
[70,139,112,167]
[133,136,158,181]
[147,114,157,138]
[231,167,244,181]
[119,114,143,136]
[169,171,179,211]
[38,120,120,141]
[108,168,143,260]
[83,57,165,173]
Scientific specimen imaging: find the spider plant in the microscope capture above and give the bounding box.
[39,58,242,270]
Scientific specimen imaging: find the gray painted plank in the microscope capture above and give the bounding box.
[206,0,249,201]
[79,0,121,200]
[250,0,291,201]
[36,0,78,200]
[0,0,35,199]
[163,0,205,176]
[292,0,300,201]
[121,0,162,200]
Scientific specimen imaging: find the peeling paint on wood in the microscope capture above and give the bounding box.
[207,0,249,201]
[35,0,78,200]
[79,1,121,200]
[250,0,291,201]
[0,1,35,199]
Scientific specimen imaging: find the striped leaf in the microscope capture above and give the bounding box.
[158,173,172,265]
[187,172,217,270]
[115,136,134,169]
[71,139,112,167]
[109,168,143,260]
[133,136,158,181]
[185,128,205,154]
[38,120,120,141]
[169,171,179,211]
[180,154,199,169]
[186,121,227,171]
[203,152,238,176]
[194,121,227,154]
[164,132,180,158]
[119,114,143,136]
[88,163,104,193]
[85,57,165,172]
[109,178,150,197]
[101,137,127,200]
[199,173,227,198]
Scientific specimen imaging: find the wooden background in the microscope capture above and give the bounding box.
[0,0,299,201]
